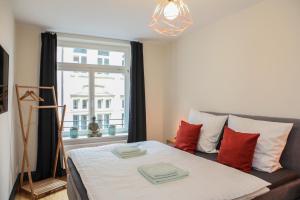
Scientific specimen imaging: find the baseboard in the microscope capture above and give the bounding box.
[9,174,20,200]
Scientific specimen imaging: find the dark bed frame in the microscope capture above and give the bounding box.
[68,112,300,200]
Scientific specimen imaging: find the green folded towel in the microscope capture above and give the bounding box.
[140,163,178,179]
[114,145,141,154]
[112,144,147,159]
[138,163,189,185]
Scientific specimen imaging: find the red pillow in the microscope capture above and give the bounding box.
[175,120,202,154]
[217,127,260,172]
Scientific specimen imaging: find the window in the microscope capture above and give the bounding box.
[106,99,111,109]
[58,46,125,66]
[73,56,79,63]
[73,99,79,109]
[81,115,88,130]
[97,99,103,109]
[74,48,87,54]
[104,114,110,128]
[82,99,88,109]
[97,114,103,129]
[98,50,109,56]
[81,56,87,64]
[104,58,109,65]
[57,39,130,138]
[97,58,103,65]
[73,115,79,128]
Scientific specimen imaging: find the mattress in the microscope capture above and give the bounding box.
[68,141,270,200]
[195,152,299,189]
[68,157,88,200]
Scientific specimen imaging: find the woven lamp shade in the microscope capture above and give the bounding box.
[149,0,193,36]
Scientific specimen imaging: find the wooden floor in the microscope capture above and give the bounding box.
[15,189,68,200]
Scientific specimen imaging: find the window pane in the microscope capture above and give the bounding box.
[81,56,87,64]
[73,56,79,63]
[82,99,88,109]
[105,99,111,108]
[57,70,90,137]
[98,50,109,56]
[81,115,88,130]
[58,47,125,66]
[104,114,110,128]
[97,114,103,129]
[73,99,79,109]
[73,115,79,128]
[97,58,103,65]
[94,72,125,134]
[104,58,109,65]
[74,48,87,54]
[97,99,102,109]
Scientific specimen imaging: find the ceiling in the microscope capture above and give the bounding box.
[12,0,264,41]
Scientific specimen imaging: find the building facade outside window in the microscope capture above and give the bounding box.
[57,36,130,138]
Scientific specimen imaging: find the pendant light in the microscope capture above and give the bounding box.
[149,0,193,37]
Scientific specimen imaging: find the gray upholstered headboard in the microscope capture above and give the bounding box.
[209,112,300,175]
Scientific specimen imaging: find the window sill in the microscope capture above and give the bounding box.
[63,133,128,146]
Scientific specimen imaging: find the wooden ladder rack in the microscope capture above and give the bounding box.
[16,84,68,199]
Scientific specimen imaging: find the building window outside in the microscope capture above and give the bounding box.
[106,99,111,109]
[97,114,103,129]
[98,50,109,56]
[73,115,79,128]
[98,50,110,65]
[82,99,88,109]
[97,99,103,109]
[98,58,103,65]
[57,39,130,138]
[73,99,79,109]
[81,56,87,64]
[104,114,110,128]
[74,48,87,54]
[73,56,79,63]
[104,58,109,65]
[81,115,88,130]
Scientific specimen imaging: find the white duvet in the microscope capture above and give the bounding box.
[69,141,270,200]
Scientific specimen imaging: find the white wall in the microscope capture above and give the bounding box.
[143,41,170,142]
[164,0,300,139]
[0,0,16,199]
[14,22,43,171]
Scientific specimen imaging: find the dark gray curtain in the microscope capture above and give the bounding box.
[128,41,147,143]
[36,32,62,180]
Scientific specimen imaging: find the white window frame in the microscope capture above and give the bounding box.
[57,35,131,135]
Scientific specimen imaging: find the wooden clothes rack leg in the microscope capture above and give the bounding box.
[15,85,68,199]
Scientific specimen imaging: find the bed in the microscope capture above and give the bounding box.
[67,113,300,200]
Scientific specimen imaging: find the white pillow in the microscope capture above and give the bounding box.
[188,109,228,153]
[228,115,293,173]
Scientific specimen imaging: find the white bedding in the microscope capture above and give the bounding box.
[69,141,270,200]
